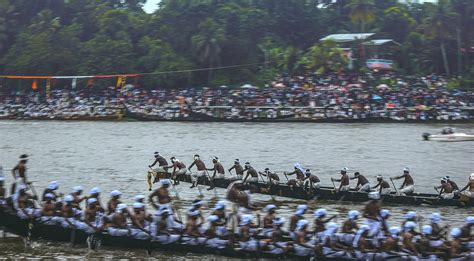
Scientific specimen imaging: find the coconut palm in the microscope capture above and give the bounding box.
[423,0,457,76]
[346,0,376,33]
[191,18,226,83]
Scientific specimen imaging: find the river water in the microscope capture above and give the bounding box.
[0,121,473,259]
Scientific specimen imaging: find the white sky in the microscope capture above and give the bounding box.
[143,0,160,13]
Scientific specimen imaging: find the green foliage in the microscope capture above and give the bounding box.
[0,0,472,88]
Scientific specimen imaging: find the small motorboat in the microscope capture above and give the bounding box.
[422,127,474,142]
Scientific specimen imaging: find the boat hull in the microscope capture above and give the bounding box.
[175,176,473,207]
[426,133,474,142]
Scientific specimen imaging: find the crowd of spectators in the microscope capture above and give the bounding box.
[0,73,473,121]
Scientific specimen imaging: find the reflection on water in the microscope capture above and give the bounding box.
[0,121,473,258]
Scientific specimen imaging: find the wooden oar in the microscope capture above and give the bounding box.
[283,172,289,182]
[389,178,398,195]
[331,178,336,190]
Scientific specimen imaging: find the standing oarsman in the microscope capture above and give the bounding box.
[363,192,382,239]
[371,175,391,195]
[169,157,187,184]
[286,163,305,187]
[435,178,454,199]
[351,172,370,192]
[207,157,225,190]
[11,154,29,195]
[188,155,207,189]
[228,159,244,180]
[459,173,474,199]
[148,152,169,189]
[332,167,350,192]
[242,162,258,184]
[149,179,182,230]
[392,167,415,195]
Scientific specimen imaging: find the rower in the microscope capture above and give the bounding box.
[313,208,337,238]
[0,176,6,208]
[60,195,80,228]
[363,192,382,240]
[286,163,305,187]
[444,176,459,194]
[187,154,207,189]
[151,209,181,244]
[238,214,262,252]
[71,186,85,209]
[259,168,279,188]
[107,190,122,215]
[401,221,419,256]
[331,167,350,192]
[425,216,447,251]
[402,211,419,235]
[186,199,204,224]
[380,209,391,236]
[182,209,205,245]
[134,194,145,204]
[204,215,229,249]
[449,228,466,259]
[459,173,474,199]
[130,202,152,240]
[352,225,376,260]
[319,222,348,258]
[262,204,277,237]
[302,169,320,192]
[392,167,415,195]
[341,210,359,245]
[350,172,370,192]
[88,187,104,211]
[435,178,454,199]
[242,162,258,184]
[289,205,307,235]
[40,193,59,225]
[11,154,29,195]
[42,181,59,201]
[294,219,315,256]
[169,157,187,184]
[429,213,446,238]
[107,203,130,236]
[380,227,404,259]
[211,200,227,227]
[81,197,104,234]
[149,179,172,210]
[460,216,473,241]
[263,217,291,255]
[206,157,225,190]
[14,184,40,220]
[371,175,391,195]
[228,159,244,180]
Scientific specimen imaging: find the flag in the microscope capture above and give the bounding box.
[71,78,77,89]
[32,80,38,91]
[46,79,51,97]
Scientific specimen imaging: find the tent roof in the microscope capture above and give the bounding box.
[320,33,375,43]
[363,39,401,46]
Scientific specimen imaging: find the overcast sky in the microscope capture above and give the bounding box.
[144,0,160,13]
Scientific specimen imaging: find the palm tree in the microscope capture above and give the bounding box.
[191,18,226,83]
[423,0,457,76]
[346,0,376,33]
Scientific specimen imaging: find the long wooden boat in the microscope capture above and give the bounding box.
[175,176,474,207]
[0,207,336,260]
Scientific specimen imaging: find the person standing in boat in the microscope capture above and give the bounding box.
[188,154,207,189]
[371,175,391,195]
[332,167,350,192]
[148,152,169,187]
[286,163,305,187]
[169,157,187,184]
[228,159,244,180]
[459,173,474,199]
[350,172,370,192]
[435,178,454,199]
[363,192,382,242]
[11,154,29,195]
[242,162,259,184]
[149,179,182,230]
[206,157,225,190]
[392,167,415,195]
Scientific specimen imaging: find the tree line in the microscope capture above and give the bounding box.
[0,0,473,89]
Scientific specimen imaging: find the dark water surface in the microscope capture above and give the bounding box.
[0,121,473,259]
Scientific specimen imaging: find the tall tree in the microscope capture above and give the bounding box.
[346,0,376,33]
[423,0,457,76]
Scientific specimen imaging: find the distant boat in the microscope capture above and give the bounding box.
[423,127,474,142]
